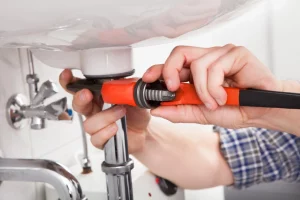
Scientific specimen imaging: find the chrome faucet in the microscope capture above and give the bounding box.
[6,49,73,130]
[22,79,71,121]
[0,158,87,200]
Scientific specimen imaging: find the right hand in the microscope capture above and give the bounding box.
[143,45,283,129]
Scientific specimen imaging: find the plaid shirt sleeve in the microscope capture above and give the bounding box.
[213,126,300,189]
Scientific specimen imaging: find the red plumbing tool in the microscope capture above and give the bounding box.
[67,78,300,109]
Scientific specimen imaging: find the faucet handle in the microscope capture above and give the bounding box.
[44,97,73,121]
[32,80,58,106]
[58,108,74,121]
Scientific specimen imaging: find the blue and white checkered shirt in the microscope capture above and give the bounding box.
[214,126,300,189]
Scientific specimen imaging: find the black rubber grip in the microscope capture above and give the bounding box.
[66,79,103,97]
[240,89,300,109]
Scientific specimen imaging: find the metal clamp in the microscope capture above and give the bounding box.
[101,159,134,175]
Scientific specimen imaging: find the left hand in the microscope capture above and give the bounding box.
[59,69,151,153]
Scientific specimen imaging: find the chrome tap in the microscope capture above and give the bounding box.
[22,96,72,120]
[6,90,73,130]
[6,49,73,130]
[0,158,87,200]
[31,79,58,106]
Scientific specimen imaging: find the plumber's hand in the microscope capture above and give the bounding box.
[59,69,150,153]
[143,45,283,129]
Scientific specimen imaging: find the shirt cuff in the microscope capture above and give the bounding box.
[214,126,300,189]
[213,126,264,189]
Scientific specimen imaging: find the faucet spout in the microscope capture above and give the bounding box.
[0,158,87,200]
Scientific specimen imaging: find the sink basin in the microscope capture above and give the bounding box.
[0,0,264,77]
[0,0,262,50]
[45,152,185,200]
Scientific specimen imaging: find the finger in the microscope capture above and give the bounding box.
[190,44,235,110]
[142,64,164,83]
[83,106,126,134]
[59,69,80,94]
[72,89,100,117]
[163,46,219,91]
[90,123,118,149]
[150,105,209,124]
[143,64,191,83]
[207,46,249,105]
[207,64,228,105]
[223,78,235,87]
[178,68,191,83]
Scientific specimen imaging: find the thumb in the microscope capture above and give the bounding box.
[150,105,202,124]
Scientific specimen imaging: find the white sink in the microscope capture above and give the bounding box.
[0,0,262,50]
[0,0,264,77]
[45,152,185,200]
[45,147,225,200]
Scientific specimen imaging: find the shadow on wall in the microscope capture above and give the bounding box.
[225,181,300,200]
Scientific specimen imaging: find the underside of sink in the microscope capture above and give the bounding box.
[0,0,263,50]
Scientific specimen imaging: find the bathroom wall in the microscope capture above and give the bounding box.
[270,0,300,80]
[0,1,272,200]
[0,49,36,200]
[223,1,300,200]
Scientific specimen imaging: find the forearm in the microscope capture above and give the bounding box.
[132,119,233,189]
[253,80,300,136]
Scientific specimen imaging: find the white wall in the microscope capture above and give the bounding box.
[0,49,36,200]
[224,1,300,200]
[270,0,300,80]
[0,1,271,200]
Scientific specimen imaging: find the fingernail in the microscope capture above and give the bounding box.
[216,98,225,106]
[205,103,213,110]
[166,79,173,90]
[80,90,86,101]
[114,106,125,117]
[150,108,160,116]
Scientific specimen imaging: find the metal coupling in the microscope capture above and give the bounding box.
[101,159,134,175]
[134,79,176,109]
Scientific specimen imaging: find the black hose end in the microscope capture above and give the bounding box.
[156,176,178,196]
